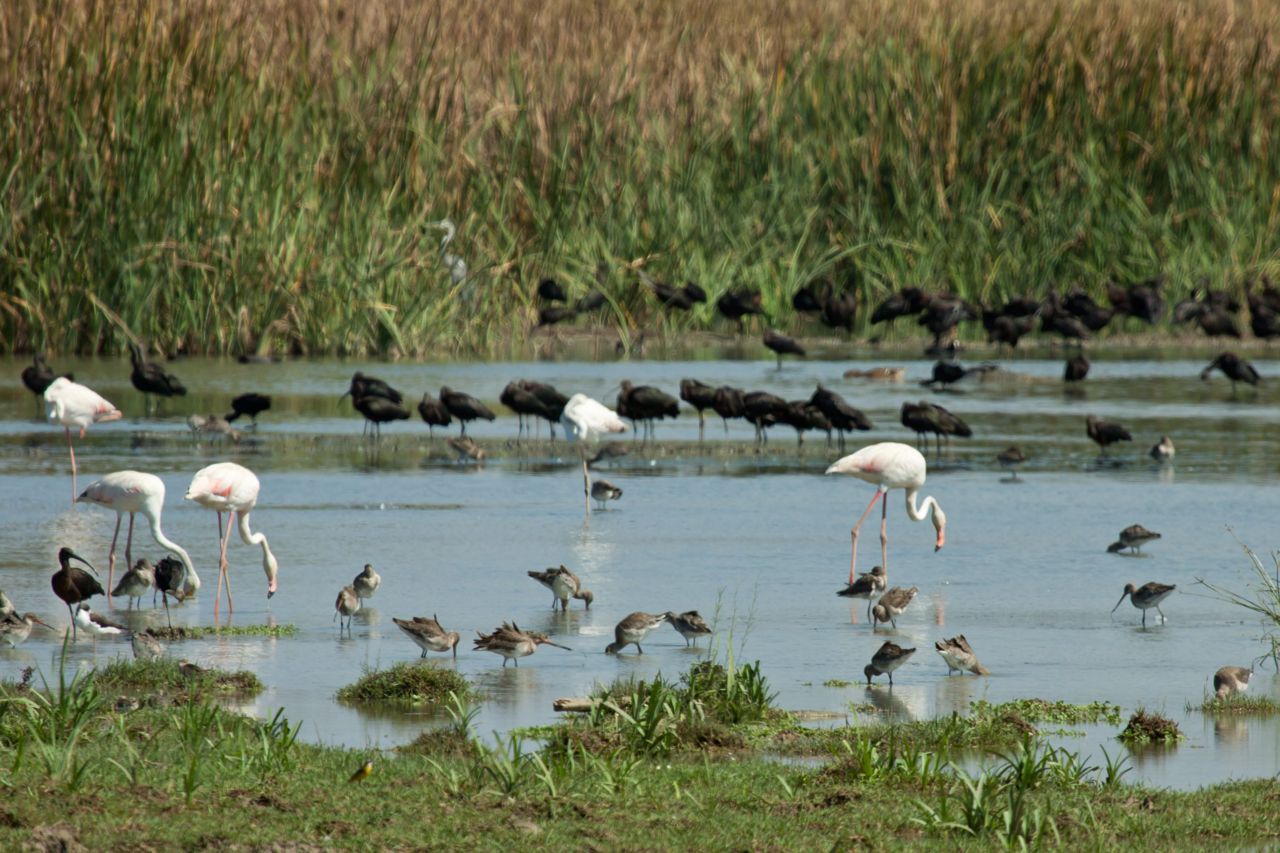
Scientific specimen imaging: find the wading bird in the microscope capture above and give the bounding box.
[997,446,1026,481]
[1213,666,1252,699]
[77,470,198,595]
[679,379,717,441]
[428,219,468,284]
[75,604,125,637]
[836,565,886,622]
[590,480,623,510]
[440,387,495,436]
[111,558,156,610]
[1086,415,1131,455]
[1200,352,1260,393]
[1112,581,1175,627]
[561,394,627,514]
[1150,436,1175,462]
[129,341,187,414]
[0,613,53,648]
[225,392,271,427]
[605,612,668,655]
[417,392,453,437]
[44,378,122,502]
[51,547,104,640]
[185,462,279,618]
[131,629,165,660]
[21,353,72,414]
[865,641,915,686]
[762,328,805,369]
[335,585,360,633]
[825,443,946,586]
[393,615,461,658]
[935,635,989,675]
[527,565,594,611]
[664,611,712,647]
[352,564,380,600]
[153,556,188,628]
[1107,524,1162,554]
[474,622,570,667]
[871,586,919,629]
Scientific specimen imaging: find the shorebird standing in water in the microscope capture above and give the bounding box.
[665,611,712,647]
[997,446,1026,481]
[393,615,461,658]
[0,613,52,648]
[352,564,381,600]
[935,635,989,675]
[527,566,594,611]
[474,623,571,667]
[871,586,918,629]
[1213,666,1252,699]
[335,585,361,633]
[837,566,887,622]
[590,480,623,510]
[111,559,156,610]
[605,612,668,655]
[1150,436,1175,462]
[1107,524,1161,554]
[865,641,915,686]
[1111,582,1176,627]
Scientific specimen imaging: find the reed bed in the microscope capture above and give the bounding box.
[2,0,1278,356]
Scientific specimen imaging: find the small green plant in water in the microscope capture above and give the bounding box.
[1118,709,1182,744]
[1195,694,1280,716]
[337,662,472,707]
[94,659,263,697]
[971,698,1123,726]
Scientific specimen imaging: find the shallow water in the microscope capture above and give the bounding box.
[1,350,1278,790]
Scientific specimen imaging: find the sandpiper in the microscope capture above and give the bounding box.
[74,604,125,637]
[474,622,571,667]
[111,558,156,609]
[131,629,165,660]
[335,585,361,633]
[447,435,486,463]
[1107,524,1162,554]
[1150,435,1175,462]
[935,635,989,675]
[871,586,918,629]
[1111,581,1176,627]
[352,563,381,600]
[606,612,668,655]
[865,641,916,686]
[527,565,594,611]
[392,615,461,658]
[0,613,52,648]
[664,611,712,647]
[590,479,623,510]
[837,566,887,621]
[997,446,1026,481]
[1213,666,1252,699]
[0,590,14,621]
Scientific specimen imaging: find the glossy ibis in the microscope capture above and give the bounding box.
[1086,414,1131,454]
[440,386,495,435]
[225,393,271,427]
[716,288,766,331]
[1064,354,1090,382]
[616,380,678,442]
[129,341,187,414]
[920,360,998,389]
[711,386,746,435]
[870,288,926,326]
[342,371,403,404]
[44,378,122,502]
[537,278,568,303]
[77,470,198,594]
[762,328,805,369]
[605,612,668,655]
[417,392,452,437]
[185,462,279,618]
[52,547,104,639]
[21,353,72,414]
[742,390,788,445]
[352,394,409,438]
[537,306,578,327]
[678,379,717,440]
[1201,352,1260,392]
[153,555,188,628]
[997,446,1026,480]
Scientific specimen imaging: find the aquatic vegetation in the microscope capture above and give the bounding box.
[1195,694,1280,716]
[336,662,473,707]
[1118,709,1182,744]
[971,698,1123,726]
[1196,541,1280,671]
[94,659,264,697]
[144,624,299,640]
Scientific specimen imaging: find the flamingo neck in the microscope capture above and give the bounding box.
[903,487,940,522]
[146,515,200,592]
[237,511,278,588]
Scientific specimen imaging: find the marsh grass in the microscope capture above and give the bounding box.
[3,1,1279,356]
[1119,709,1182,744]
[143,624,299,640]
[1196,540,1280,671]
[94,659,264,698]
[1195,694,1280,716]
[971,698,1123,726]
[336,662,472,707]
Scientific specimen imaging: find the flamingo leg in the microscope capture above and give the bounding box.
[879,492,889,575]
[65,427,77,503]
[223,512,236,614]
[581,457,592,515]
[120,513,135,596]
[214,511,233,619]
[107,514,123,597]
[848,488,885,585]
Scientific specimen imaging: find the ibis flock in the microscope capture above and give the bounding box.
[5,321,1265,701]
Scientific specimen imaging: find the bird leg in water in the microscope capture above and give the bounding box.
[120,514,135,598]
[880,492,889,575]
[848,488,885,585]
[214,512,237,618]
[66,427,77,504]
[581,457,592,515]
[107,515,123,596]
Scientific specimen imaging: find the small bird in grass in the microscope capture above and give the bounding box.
[335,585,361,633]
[393,615,461,658]
[1150,435,1175,462]
[590,480,622,510]
[1213,666,1253,700]
[447,435,486,463]
[1111,581,1176,627]
[997,446,1026,480]
[0,613,53,648]
[935,635,989,676]
[871,586,918,630]
[178,660,206,680]
[352,564,381,600]
[1107,524,1161,554]
[664,611,712,647]
[865,641,915,687]
[131,630,165,660]
[348,758,374,783]
[605,612,668,655]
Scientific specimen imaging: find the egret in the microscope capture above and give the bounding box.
[428,219,468,284]
[44,378,123,502]
[560,394,627,513]
[185,462,279,618]
[77,471,198,595]
[825,443,946,586]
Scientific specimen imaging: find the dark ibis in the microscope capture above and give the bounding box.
[616,380,678,442]
[762,328,805,369]
[1200,352,1259,392]
[440,386,496,435]
[225,392,271,426]
[51,547,104,640]
[417,392,452,437]
[1086,414,1131,454]
[342,371,403,404]
[809,385,872,451]
[129,342,186,413]
[678,379,717,440]
[352,394,409,438]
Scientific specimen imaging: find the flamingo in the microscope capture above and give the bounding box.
[77,471,199,596]
[825,442,947,586]
[43,378,122,502]
[184,462,279,617]
[560,394,627,513]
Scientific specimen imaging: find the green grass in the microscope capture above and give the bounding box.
[1118,709,1183,744]
[972,698,1124,726]
[335,662,473,708]
[143,624,299,640]
[93,659,263,699]
[1196,694,1280,716]
[2,1,1279,357]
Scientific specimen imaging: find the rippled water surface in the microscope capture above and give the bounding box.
[1,348,1278,791]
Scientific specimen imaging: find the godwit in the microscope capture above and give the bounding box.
[447,435,486,463]
[1213,666,1253,699]
[44,378,122,502]
[871,586,919,629]
[1111,582,1176,627]
[605,612,668,655]
[837,566,887,621]
[0,590,13,621]
[664,611,712,647]
[842,367,906,382]
[131,629,165,660]
[111,559,156,609]
[997,446,1026,481]
[590,480,623,510]
[352,564,381,600]
[0,613,53,648]
[935,635,989,675]
[1086,415,1131,455]
[51,547,104,640]
[1150,436,1175,462]
[392,615,461,658]
[335,585,360,633]
[825,443,946,586]
[187,414,242,444]
[865,641,916,686]
[527,566,593,611]
[1107,525,1162,554]
[473,622,570,667]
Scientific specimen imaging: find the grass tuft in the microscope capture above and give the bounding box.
[1118,709,1182,744]
[94,659,263,698]
[1196,694,1280,716]
[336,662,472,707]
[144,624,299,640]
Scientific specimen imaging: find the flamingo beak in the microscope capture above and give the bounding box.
[935,529,946,552]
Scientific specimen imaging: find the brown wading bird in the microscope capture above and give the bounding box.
[1111,582,1176,627]
[605,612,668,655]
[51,547,104,640]
[527,565,594,611]
[335,585,360,633]
[440,387,496,436]
[871,586,919,630]
[679,379,717,441]
[1150,436,1175,462]
[1107,524,1161,554]
[837,566,887,622]
[1200,352,1260,393]
[129,341,187,414]
[225,392,271,427]
[1064,353,1090,382]
[997,446,1026,480]
[665,611,712,647]
[865,641,916,686]
[590,479,623,510]
[474,622,571,667]
[393,615,461,658]
[616,380,679,443]
[1213,666,1252,699]
[0,613,53,648]
[447,435,487,463]
[352,564,381,600]
[935,635,989,675]
[1086,414,1131,454]
[351,395,410,439]
[762,328,805,369]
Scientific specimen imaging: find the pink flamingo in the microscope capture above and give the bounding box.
[825,442,946,585]
[77,470,199,596]
[184,462,279,617]
[43,377,122,502]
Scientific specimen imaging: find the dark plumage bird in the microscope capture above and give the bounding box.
[440,386,496,435]
[21,353,73,398]
[520,380,569,437]
[762,328,805,369]
[1086,414,1131,454]
[641,272,707,311]
[997,446,1026,480]
[778,400,831,447]
[129,342,186,411]
[616,380,679,442]
[1040,302,1091,344]
[819,285,857,333]
[917,293,978,354]
[501,382,554,439]
[920,360,998,389]
[1201,352,1259,391]
[900,400,970,457]
[1064,354,1090,382]
[865,641,916,686]
[1107,524,1162,554]
[225,392,271,426]
[1195,306,1242,339]
[742,390,789,445]
[1064,288,1114,332]
[870,287,926,326]
[791,285,822,314]
[1107,277,1165,325]
[152,555,188,627]
[679,379,717,440]
[342,371,403,404]
[809,385,872,451]
[352,394,409,438]
[417,392,452,436]
[537,278,568,303]
[716,288,766,331]
[1247,277,1280,339]
[51,547,104,639]
[983,310,1035,349]
[574,290,608,313]
[1111,581,1176,627]
[537,306,578,327]
[711,386,746,436]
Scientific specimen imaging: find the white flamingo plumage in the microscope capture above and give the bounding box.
[77,470,199,596]
[825,442,947,585]
[185,462,278,617]
[44,377,122,502]
[560,394,627,513]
